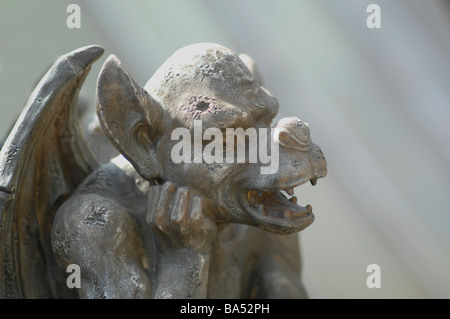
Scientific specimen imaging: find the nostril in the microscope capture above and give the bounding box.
[275,117,311,150]
[278,131,301,147]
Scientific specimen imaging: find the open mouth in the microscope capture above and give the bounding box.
[238,178,318,233]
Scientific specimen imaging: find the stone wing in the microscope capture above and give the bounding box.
[0,46,103,298]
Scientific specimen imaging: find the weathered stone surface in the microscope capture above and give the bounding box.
[0,43,326,298]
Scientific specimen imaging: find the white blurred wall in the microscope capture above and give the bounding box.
[1,0,449,298]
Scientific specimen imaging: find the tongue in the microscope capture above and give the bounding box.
[247,190,304,212]
[272,191,302,210]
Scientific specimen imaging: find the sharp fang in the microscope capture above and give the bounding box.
[285,188,294,196]
[247,190,258,207]
[310,178,317,186]
[289,196,297,204]
[259,204,266,216]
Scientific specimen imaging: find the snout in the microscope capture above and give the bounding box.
[275,117,311,151]
[309,143,327,180]
[275,117,327,181]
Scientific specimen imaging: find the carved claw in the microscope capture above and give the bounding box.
[147,182,216,252]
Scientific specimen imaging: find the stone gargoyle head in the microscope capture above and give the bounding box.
[96,43,327,235]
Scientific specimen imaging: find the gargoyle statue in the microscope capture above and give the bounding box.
[0,43,327,299]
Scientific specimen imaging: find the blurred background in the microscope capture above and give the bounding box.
[1,0,449,298]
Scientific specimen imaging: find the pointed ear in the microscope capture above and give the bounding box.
[96,55,164,180]
[239,53,264,85]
